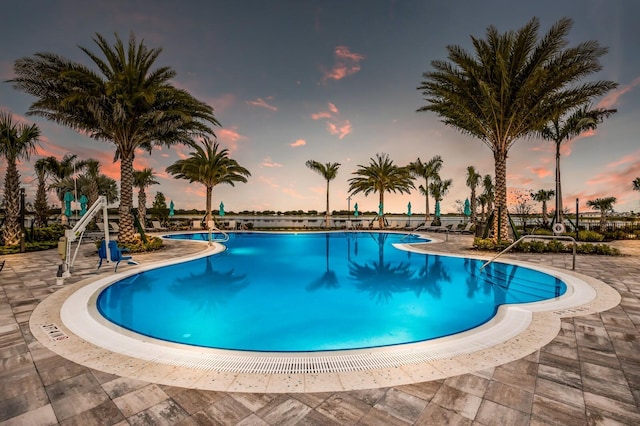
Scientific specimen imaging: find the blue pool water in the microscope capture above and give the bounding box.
[97,232,566,352]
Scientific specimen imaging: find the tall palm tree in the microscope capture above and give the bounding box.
[43,154,86,222]
[482,174,495,220]
[133,168,159,226]
[633,178,640,192]
[417,17,617,242]
[408,155,443,222]
[465,166,481,223]
[11,33,219,243]
[33,158,50,227]
[166,139,250,225]
[477,192,490,223]
[348,153,414,229]
[540,106,616,224]
[586,197,616,229]
[429,177,452,220]
[305,160,340,228]
[0,112,41,245]
[530,189,555,228]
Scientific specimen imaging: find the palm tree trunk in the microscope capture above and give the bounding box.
[470,188,477,222]
[325,179,330,228]
[379,192,385,229]
[542,201,548,227]
[137,188,147,227]
[555,143,563,224]
[34,173,49,227]
[2,161,21,245]
[493,151,510,242]
[206,186,212,226]
[424,178,430,223]
[119,154,136,243]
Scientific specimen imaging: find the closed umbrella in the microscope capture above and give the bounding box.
[435,200,441,218]
[464,198,471,217]
[219,201,225,217]
[378,203,384,217]
[169,200,175,217]
[353,202,359,217]
[64,191,73,217]
[407,202,412,216]
[79,195,88,216]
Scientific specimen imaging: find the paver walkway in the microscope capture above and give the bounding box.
[1,234,639,425]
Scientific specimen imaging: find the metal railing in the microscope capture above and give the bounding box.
[479,234,577,272]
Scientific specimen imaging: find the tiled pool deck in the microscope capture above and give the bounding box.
[1,234,639,425]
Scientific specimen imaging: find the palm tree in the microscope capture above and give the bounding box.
[417,17,617,242]
[540,106,616,224]
[166,138,250,226]
[0,111,41,245]
[11,33,219,243]
[477,192,489,223]
[530,189,555,228]
[33,158,50,227]
[133,168,159,227]
[305,160,340,228]
[465,166,481,223]
[634,178,640,209]
[43,154,86,222]
[348,153,414,229]
[429,177,452,221]
[586,197,616,228]
[408,155,443,223]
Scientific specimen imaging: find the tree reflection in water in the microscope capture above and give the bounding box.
[307,233,339,291]
[169,254,248,313]
[348,233,457,304]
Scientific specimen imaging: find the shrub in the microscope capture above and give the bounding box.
[32,224,66,242]
[576,230,604,242]
[547,240,567,253]
[94,236,164,254]
[531,228,553,236]
[474,237,618,256]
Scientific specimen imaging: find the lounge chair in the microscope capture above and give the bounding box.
[97,240,138,272]
[0,259,5,272]
[451,222,474,234]
[147,220,167,232]
[96,222,105,232]
[109,222,120,232]
[226,220,237,230]
[192,220,203,230]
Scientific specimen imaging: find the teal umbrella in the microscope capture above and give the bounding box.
[378,203,384,217]
[407,202,412,216]
[353,202,359,217]
[169,200,175,217]
[464,198,471,217]
[64,191,73,217]
[219,201,225,217]
[435,200,441,218]
[79,195,88,216]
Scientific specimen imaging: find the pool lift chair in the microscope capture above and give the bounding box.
[57,196,136,282]
[97,240,138,272]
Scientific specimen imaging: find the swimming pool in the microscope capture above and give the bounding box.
[96,232,566,352]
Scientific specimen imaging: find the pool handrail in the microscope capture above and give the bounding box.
[206,220,229,245]
[479,234,576,272]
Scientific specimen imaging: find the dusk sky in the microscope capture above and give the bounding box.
[1,0,639,216]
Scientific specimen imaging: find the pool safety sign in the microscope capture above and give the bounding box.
[41,323,69,341]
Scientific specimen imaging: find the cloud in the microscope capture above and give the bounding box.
[217,127,247,152]
[320,46,365,83]
[528,166,553,178]
[260,157,283,168]
[597,76,640,109]
[246,97,278,112]
[560,129,596,157]
[290,139,306,147]
[311,102,353,139]
[607,150,640,168]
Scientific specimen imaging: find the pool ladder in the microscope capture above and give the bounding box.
[206,221,230,245]
[479,235,577,272]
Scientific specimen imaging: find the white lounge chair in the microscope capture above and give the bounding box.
[147,220,167,232]
[192,220,203,230]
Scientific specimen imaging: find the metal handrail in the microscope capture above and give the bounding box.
[479,234,577,271]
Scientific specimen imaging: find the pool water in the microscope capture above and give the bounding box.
[97,232,566,352]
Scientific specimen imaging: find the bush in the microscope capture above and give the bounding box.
[94,236,164,254]
[32,223,66,242]
[0,240,60,255]
[531,228,553,236]
[473,237,619,256]
[576,230,604,242]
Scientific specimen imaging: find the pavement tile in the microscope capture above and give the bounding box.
[50,386,110,422]
[430,384,482,420]
[475,399,530,426]
[112,383,169,417]
[45,371,101,402]
[170,388,226,414]
[583,391,640,424]
[373,388,428,423]
[0,403,58,426]
[534,377,585,409]
[483,380,533,413]
[58,399,125,426]
[315,393,371,424]
[204,394,253,425]
[126,399,189,426]
[531,394,586,425]
[414,402,472,426]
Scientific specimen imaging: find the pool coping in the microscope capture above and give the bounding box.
[29,234,621,393]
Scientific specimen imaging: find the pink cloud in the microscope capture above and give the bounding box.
[246,97,278,112]
[290,139,306,147]
[328,102,339,114]
[529,167,553,178]
[260,157,283,168]
[217,127,247,152]
[320,46,365,83]
[326,120,352,139]
[282,187,306,199]
[607,150,640,168]
[597,76,640,109]
[560,129,596,157]
[311,111,332,120]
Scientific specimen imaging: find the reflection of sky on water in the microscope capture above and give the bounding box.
[98,232,566,352]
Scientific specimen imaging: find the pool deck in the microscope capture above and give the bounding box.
[1,234,639,425]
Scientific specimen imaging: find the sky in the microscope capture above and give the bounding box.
[1,0,639,216]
